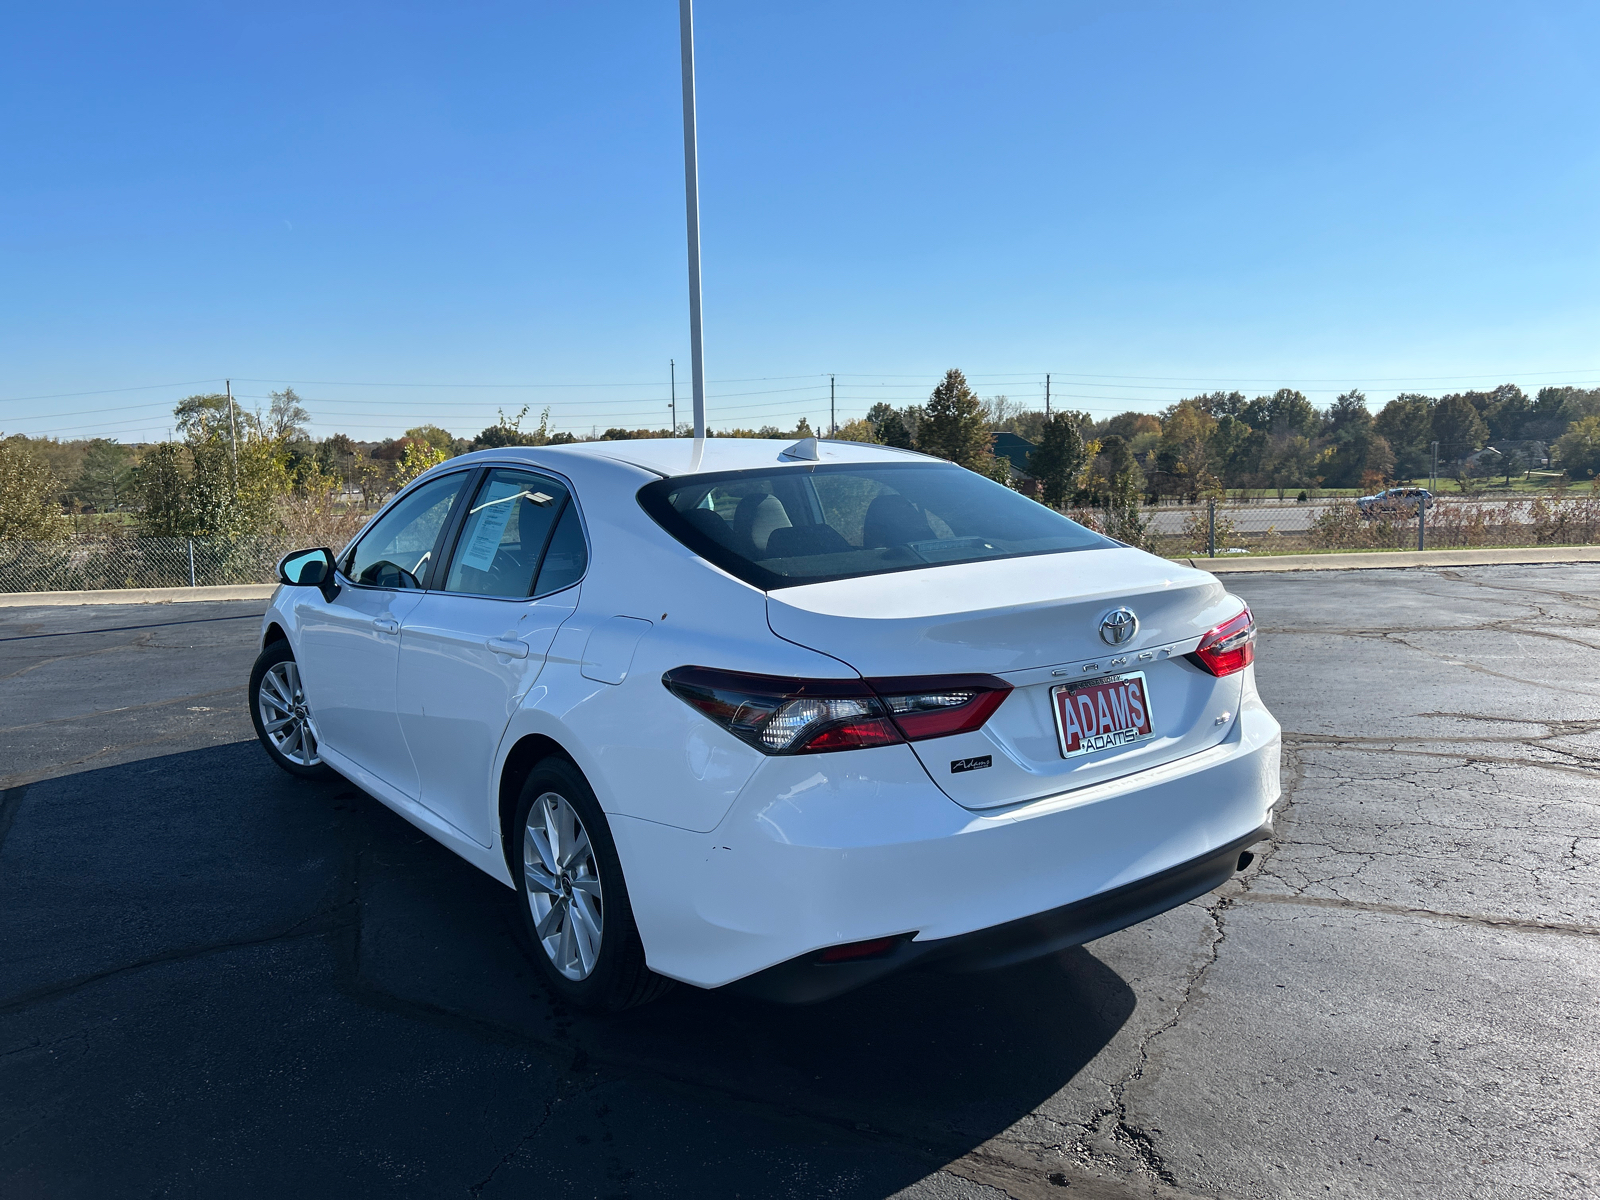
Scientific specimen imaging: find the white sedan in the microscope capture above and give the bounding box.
[251,437,1280,1010]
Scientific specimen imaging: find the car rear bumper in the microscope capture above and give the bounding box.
[609,695,1281,995]
[728,822,1269,1003]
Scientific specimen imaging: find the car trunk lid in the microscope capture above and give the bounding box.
[765,548,1245,809]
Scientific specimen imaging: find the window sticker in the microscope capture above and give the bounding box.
[457,480,526,572]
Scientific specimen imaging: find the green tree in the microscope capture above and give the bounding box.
[1480,384,1529,443]
[182,437,244,536]
[832,417,876,443]
[129,443,192,536]
[1094,434,1139,483]
[1554,415,1600,480]
[73,439,135,512]
[182,426,287,538]
[313,433,361,501]
[1431,394,1488,462]
[1030,411,1088,508]
[173,393,236,438]
[1192,391,1249,419]
[1261,433,1321,499]
[471,406,548,449]
[1526,386,1599,442]
[1325,390,1371,439]
[1157,399,1216,495]
[267,387,312,440]
[874,409,913,449]
[977,449,1014,487]
[0,436,70,540]
[321,433,358,459]
[1099,411,1161,442]
[1241,389,1319,439]
[1099,469,1151,550]
[1359,435,1396,489]
[132,393,293,537]
[1208,415,1256,486]
[865,402,898,431]
[1374,394,1434,479]
[916,369,991,469]
[395,440,448,485]
[405,423,459,453]
[1552,386,1600,424]
[1322,390,1378,488]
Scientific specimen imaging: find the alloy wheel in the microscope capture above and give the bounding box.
[257,660,322,767]
[523,791,604,980]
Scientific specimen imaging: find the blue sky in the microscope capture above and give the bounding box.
[3,1,1597,443]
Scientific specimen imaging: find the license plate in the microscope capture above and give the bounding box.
[1051,671,1155,759]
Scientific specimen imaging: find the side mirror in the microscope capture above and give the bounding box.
[277,547,339,601]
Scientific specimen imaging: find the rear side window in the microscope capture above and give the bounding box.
[638,462,1114,589]
[443,468,583,599]
[534,503,587,595]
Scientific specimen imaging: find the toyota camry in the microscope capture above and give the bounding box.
[251,437,1280,1010]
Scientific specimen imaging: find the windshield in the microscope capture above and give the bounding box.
[638,461,1116,589]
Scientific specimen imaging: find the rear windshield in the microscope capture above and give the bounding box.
[637,461,1115,589]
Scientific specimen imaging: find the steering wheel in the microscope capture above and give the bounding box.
[359,560,422,589]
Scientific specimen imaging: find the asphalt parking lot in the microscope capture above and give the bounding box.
[3,566,1597,1200]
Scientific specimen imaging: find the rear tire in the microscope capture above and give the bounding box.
[512,757,672,1012]
[249,640,332,779]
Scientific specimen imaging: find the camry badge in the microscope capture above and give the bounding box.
[1099,607,1139,646]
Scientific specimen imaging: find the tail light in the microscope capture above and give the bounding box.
[1188,607,1256,676]
[871,675,1013,740]
[662,667,1012,755]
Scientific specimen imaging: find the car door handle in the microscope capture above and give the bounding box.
[486,637,530,659]
[372,618,400,634]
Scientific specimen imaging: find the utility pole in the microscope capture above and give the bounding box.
[225,379,239,479]
[829,374,835,436]
[670,359,677,433]
[1045,373,1051,419]
[679,0,707,444]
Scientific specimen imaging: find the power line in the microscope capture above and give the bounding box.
[0,379,224,405]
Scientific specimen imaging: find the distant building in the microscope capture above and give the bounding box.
[1465,441,1549,472]
[990,432,1039,496]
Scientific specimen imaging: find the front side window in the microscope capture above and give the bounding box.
[639,462,1115,589]
[442,469,583,598]
[344,471,467,589]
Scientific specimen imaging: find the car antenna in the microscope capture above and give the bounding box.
[779,436,820,462]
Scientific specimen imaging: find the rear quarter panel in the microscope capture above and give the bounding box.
[498,455,872,837]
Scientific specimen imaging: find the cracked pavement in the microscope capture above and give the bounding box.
[2,566,1597,1198]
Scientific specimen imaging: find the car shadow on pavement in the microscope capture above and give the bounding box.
[1,740,1135,1198]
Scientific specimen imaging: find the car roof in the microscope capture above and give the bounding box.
[463,437,935,479]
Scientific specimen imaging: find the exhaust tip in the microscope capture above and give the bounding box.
[1236,851,1255,872]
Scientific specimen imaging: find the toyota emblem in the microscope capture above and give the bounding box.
[1099,607,1138,646]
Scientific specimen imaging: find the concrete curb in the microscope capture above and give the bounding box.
[0,583,278,607]
[1180,546,1600,573]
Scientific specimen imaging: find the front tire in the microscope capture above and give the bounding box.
[513,758,671,1011]
[249,640,332,779]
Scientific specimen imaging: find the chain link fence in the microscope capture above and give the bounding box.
[0,536,305,592]
[4,493,1599,592]
[1131,492,1600,558]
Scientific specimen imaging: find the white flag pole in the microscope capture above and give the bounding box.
[679,0,707,458]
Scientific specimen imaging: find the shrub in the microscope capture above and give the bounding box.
[0,436,70,541]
